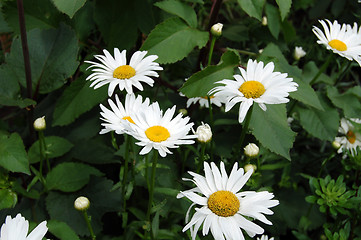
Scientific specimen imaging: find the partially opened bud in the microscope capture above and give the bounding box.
[294,46,306,60]
[262,16,268,26]
[211,23,223,37]
[244,143,259,158]
[74,196,90,211]
[244,164,257,173]
[195,122,212,143]
[33,116,46,131]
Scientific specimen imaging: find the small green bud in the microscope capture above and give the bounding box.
[74,196,90,211]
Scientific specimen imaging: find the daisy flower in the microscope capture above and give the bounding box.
[209,59,298,123]
[334,118,361,156]
[0,213,47,240]
[177,161,279,240]
[312,19,361,66]
[121,101,196,157]
[99,94,150,134]
[86,49,163,96]
[257,235,274,240]
[186,95,223,108]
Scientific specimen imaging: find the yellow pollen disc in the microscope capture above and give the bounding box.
[328,39,347,51]
[239,80,266,99]
[207,190,240,217]
[201,95,215,99]
[113,65,136,79]
[347,130,356,144]
[145,126,170,142]
[122,116,135,124]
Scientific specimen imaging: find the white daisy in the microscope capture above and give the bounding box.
[99,94,150,134]
[209,59,298,123]
[177,161,279,240]
[86,49,163,96]
[0,213,47,240]
[186,95,223,108]
[312,19,361,66]
[257,235,274,240]
[334,118,361,156]
[121,101,196,157]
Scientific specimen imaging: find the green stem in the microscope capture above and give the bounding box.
[122,135,130,229]
[238,105,253,153]
[309,53,333,85]
[317,153,335,178]
[207,36,217,66]
[111,131,119,150]
[38,132,44,179]
[197,143,207,173]
[38,131,50,174]
[237,49,258,56]
[146,151,158,239]
[207,96,214,161]
[82,210,96,240]
[334,60,352,86]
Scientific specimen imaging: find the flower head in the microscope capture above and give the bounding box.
[186,95,223,109]
[121,102,196,157]
[257,235,274,240]
[86,49,163,96]
[33,116,46,131]
[209,59,298,123]
[177,161,279,240]
[99,94,150,134]
[74,196,90,211]
[262,16,268,26]
[211,23,223,37]
[244,143,259,158]
[294,46,306,60]
[334,118,361,156]
[194,122,212,143]
[0,213,47,240]
[312,19,361,66]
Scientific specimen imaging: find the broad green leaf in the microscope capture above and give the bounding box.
[0,10,12,32]
[45,162,103,192]
[47,220,80,240]
[0,133,30,174]
[0,189,17,210]
[276,0,292,20]
[6,24,79,94]
[327,86,361,118]
[28,136,74,164]
[51,0,86,18]
[302,61,333,85]
[249,104,296,160]
[155,0,197,28]
[52,77,108,127]
[180,50,240,97]
[141,17,208,64]
[237,0,266,21]
[135,0,156,34]
[265,3,280,39]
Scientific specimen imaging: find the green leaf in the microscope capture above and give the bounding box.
[327,86,361,118]
[0,133,30,174]
[141,17,208,64]
[51,0,86,18]
[249,104,296,160]
[155,0,197,28]
[28,136,74,164]
[237,0,266,21]
[276,0,292,20]
[45,162,103,192]
[47,220,80,240]
[180,50,240,97]
[0,189,17,210]
[52,77,108,126]
[302,61,333,85]
[265,3,281,39]
[6,24,79,94]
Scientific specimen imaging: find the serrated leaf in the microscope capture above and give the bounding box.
[52,77,108,127]
[141,17,208,64]
[45,162,103,192]
[327,86,361,118]
[276,0,292,20]
[28,136,74,164]
[237,0,266,21]
[51,0,86,18]
[249,104,296,160]
[155,0,197,28]
[0,133,30,174]
[6,24,79,94]
[180,50,240,97]
[265,3,280,39]
[47,220,80,240]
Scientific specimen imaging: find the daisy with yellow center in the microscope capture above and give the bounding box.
[312,19,361,66]
[120,101,196,157]
[99,94,150,134]
[86,49,163,96]
[177,161,279,240]
[209,59,298,123]
[334,118,361,157]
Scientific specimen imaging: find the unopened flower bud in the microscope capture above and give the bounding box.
[33,116,46,131]
[332,140,341,150]
[195,122,212,143]
[262,16,268,26]
[294,46,306,60]
[74,196,90,211]
[179,108,188,116]
[244,143,259,158]
[211,23,223,37]
[244,164,257,173]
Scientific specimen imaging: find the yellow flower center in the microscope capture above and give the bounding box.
[145,126,170,142]
[328,39,347,51]
[207,190,240,217]
[239,80,266,99]
[122,116,135,124]
[347,130,356,144]
[113,65,136,79]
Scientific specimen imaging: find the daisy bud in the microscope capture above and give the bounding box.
[244,143,259,158]
[195,122,212,143]
[210,23,223,37]
[179,108,188,116]
[262,16,268,26]
[332,140,341,150]
[74,196,90,211]
[244,164,257,173]
[294,46,306,60]
[33,116,46,131]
